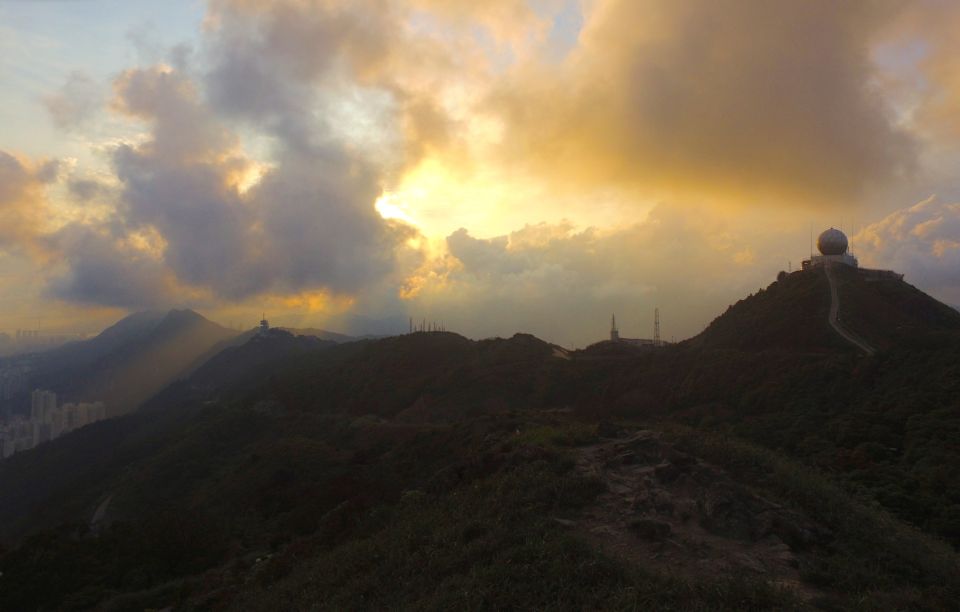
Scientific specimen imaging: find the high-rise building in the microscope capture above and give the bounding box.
[31,389,57,423]
[3,395,108,460]
[55,401,107,436]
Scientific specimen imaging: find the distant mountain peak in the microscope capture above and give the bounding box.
[158,308,209,325]
[24,307,239,415]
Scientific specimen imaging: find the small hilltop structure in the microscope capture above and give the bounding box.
[408,318,447,333]
[609,309,665,347]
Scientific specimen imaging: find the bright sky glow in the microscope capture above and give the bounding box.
[1,0,960,346]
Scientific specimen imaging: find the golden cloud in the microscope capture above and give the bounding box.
[0,151,58,255]
[485,0,915,206]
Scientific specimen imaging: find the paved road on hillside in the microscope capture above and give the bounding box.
[824,264,876,356]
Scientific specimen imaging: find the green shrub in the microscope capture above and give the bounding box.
[515,423,599,448]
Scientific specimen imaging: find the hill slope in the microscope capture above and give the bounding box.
[181,325,355,379]
[690,270,842,351]
[831,264,960,349]
[36,310,168,370]
[145,328,338,410]
[1,353,957,609]
[691,266,960,352]
[3,280,960,608]
[27,309,238,414]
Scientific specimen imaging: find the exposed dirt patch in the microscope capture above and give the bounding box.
[572,430,829,600]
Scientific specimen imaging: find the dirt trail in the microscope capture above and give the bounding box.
[572,430,828,600]
[90,493,113,529]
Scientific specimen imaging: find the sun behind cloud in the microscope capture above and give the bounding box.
[1,0,960,341]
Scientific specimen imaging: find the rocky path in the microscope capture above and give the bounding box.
[572,430,828,601]
[824,264,875,355]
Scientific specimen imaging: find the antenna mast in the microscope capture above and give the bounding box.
[654,308,661,347]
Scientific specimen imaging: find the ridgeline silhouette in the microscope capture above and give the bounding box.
[2,269,960,609]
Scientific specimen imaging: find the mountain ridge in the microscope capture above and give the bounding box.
[2,275,960,608]
[689,266,960,353]
[22,308,238,415]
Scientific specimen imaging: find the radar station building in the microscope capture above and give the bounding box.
[802,228,858,270]
[801,227,902,280]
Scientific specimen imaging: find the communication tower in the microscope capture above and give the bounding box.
[654,308,661,347]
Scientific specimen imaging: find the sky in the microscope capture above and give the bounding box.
[1,0,960,347]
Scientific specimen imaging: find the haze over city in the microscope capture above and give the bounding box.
[3,0,960,347]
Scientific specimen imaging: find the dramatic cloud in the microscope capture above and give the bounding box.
[0,151,57,251]
[105,66,257,300]
[46,60,416,308]
[7,0,960,341]
[43,72,103,131]
[856,196,960,303]
[67,178,108,202]
[204,0,397,149]
[882,1,960,146]
[490,0,914,204]
[45,224,176,309]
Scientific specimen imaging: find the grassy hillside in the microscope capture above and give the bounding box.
[3,275,960,609]
[689,270,843,352]
[2,406,956,609]
[72,310,239,412]
[832,265,960,349]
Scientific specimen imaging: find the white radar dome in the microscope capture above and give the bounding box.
[817,228,848,256]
